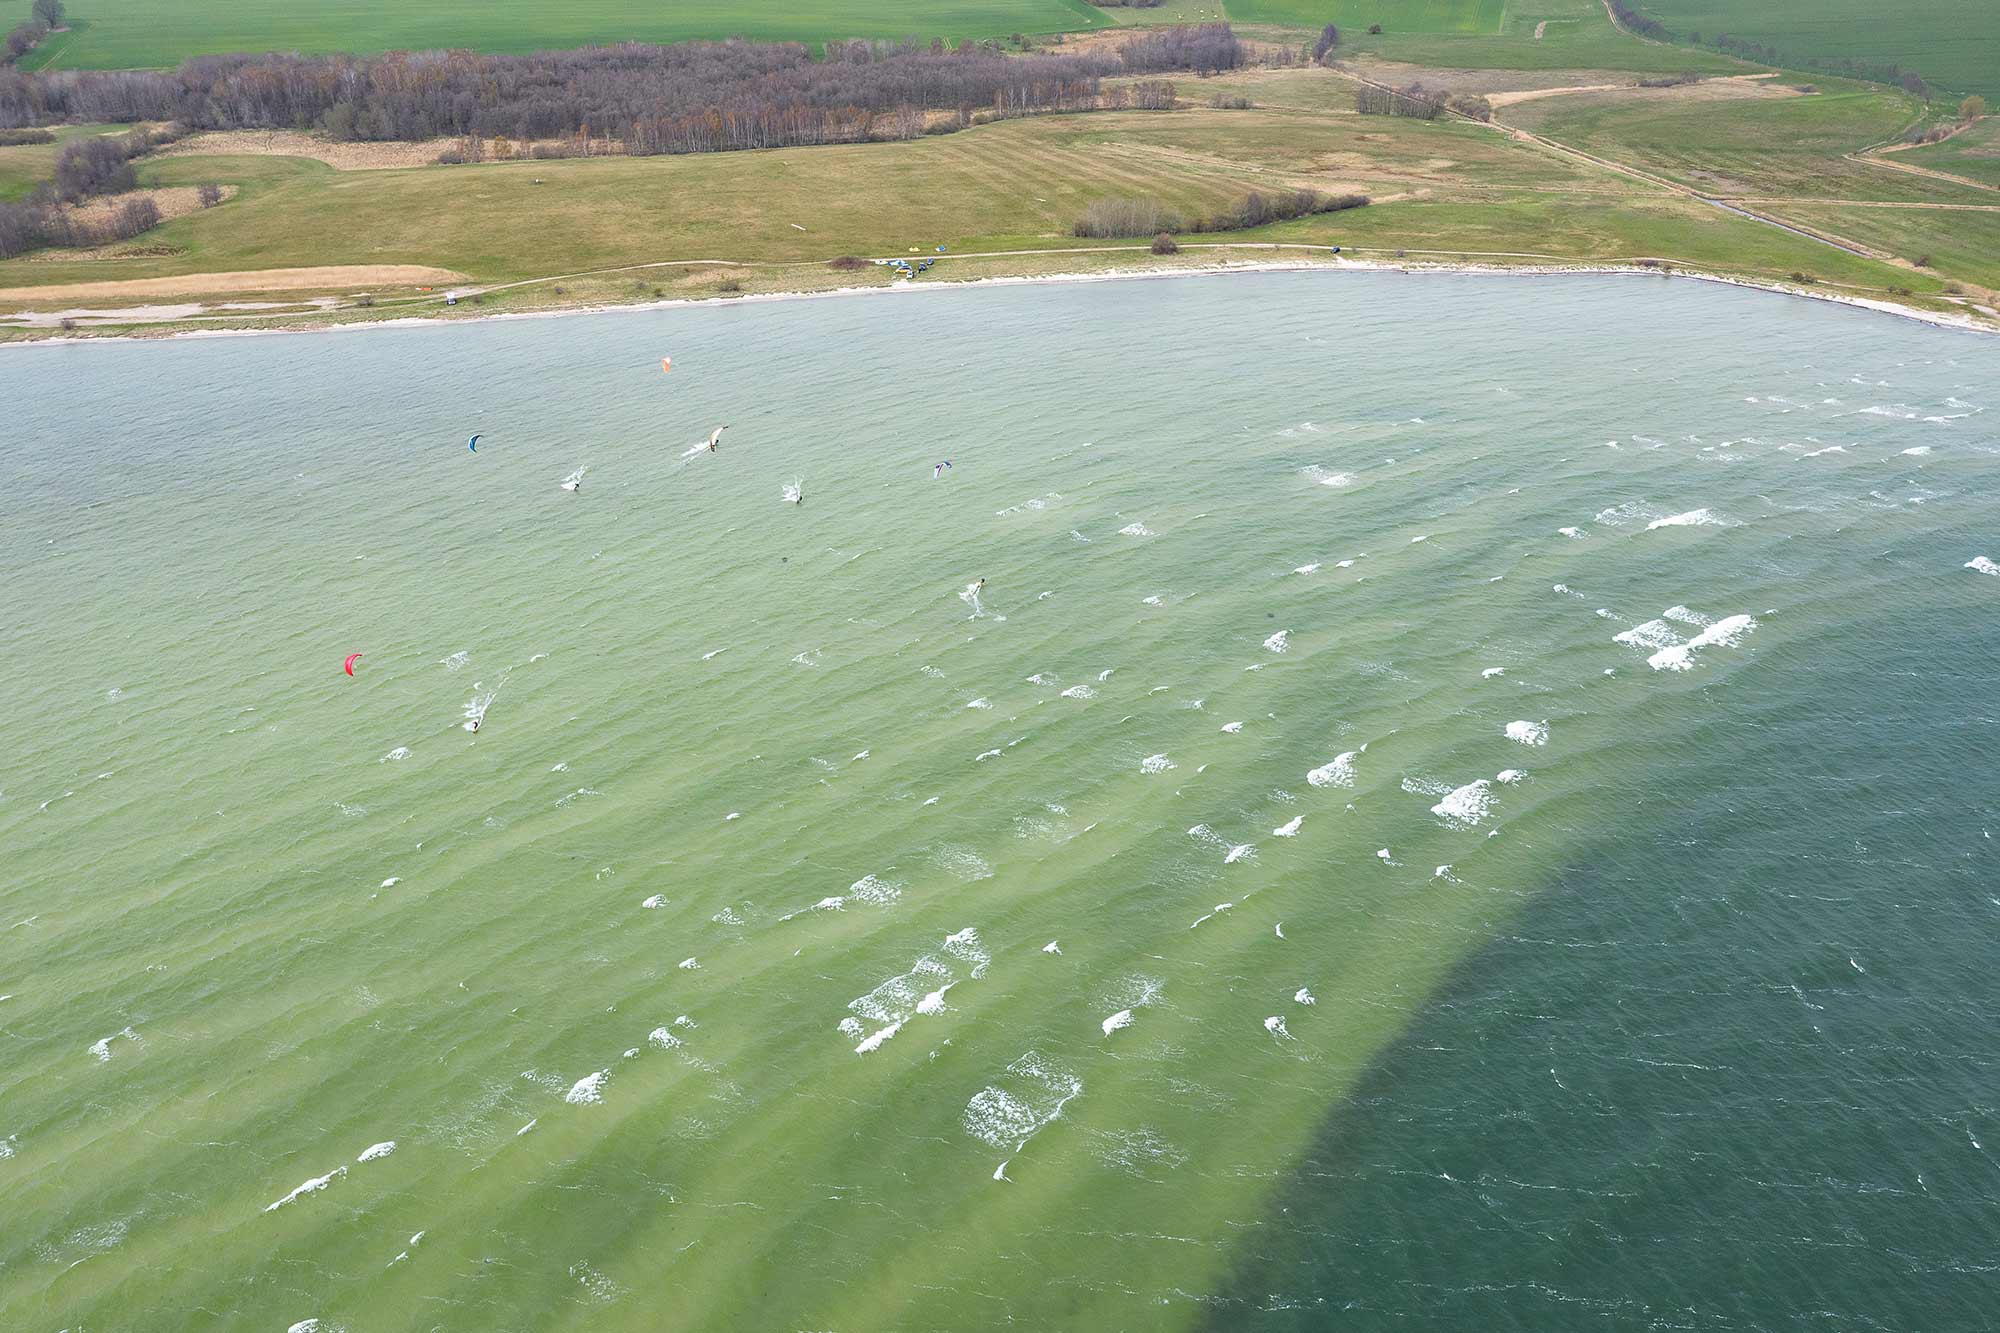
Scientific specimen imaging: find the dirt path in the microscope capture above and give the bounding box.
[1327,66,1894,265]
[1723,197,2000,211]
[1486,82,1626,109]
[0,265,466,303]
[1845,149,1996,194]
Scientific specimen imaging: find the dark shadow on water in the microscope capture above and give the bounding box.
[1202,600,2000,1330]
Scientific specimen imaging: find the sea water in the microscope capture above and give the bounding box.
[1,272,1996,1328]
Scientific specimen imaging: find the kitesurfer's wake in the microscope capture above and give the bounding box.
[960,578,1001,620]
[560,467,586,492]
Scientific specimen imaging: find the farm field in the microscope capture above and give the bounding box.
[1897,116,2000,188]
[1224,0,1503,33]
[1638,0,2000,99]
[18,0,1107,70]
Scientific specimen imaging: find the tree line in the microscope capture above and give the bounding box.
[1116,24,1245,74]
[0,32,1250,149]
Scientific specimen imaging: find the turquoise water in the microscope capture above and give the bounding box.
[2,272,1996,1329]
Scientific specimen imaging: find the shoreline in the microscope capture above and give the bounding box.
[4,255,1995,348]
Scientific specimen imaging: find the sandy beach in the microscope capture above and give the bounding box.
[5,251,1997,349]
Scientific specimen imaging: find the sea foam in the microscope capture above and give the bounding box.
[963,1051,1082,1149]
[1307,752,1357,788]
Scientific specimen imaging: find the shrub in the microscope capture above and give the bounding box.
[196,182,223,207]
[53,137,137,202]
[827,255,869,270]
[1605,0,1663,39]
[0,198,52,257]
[1790,271,1816,284]
[1913,254,1931,267]
[4,19,49,64]
[1199,188,1367,232]
[1367,23,1382,34]
[1073,196,1184,238]
[112,195,161,236]
[1943,281,1965,295]
[717,278,744,293]
[1210,93,1251,109]
[1151,232,1178,254]
[1311,24,1340,62]
[1447,93,1493,121]
[1638,71,1702,88]
[1961,95,1987,121]
[355,293,376,307]
[0,128,54,145]
[59,316,76,331]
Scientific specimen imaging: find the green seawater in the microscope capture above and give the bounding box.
[2,272,1996,1330]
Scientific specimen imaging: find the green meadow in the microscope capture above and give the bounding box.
[16,0,1107,69]
[1898,116,2000,188]
[0,123,131,201]
[1224,0,1503,34]
[1639,0,2000,99]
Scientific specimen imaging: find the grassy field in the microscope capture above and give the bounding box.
[1637,0,2000,99]
[1224,0,1503,34]
[0,123,131,201]
[1326,0,1747,75]
[0,88,1949,322]
[17,0,1107,69]
[1898,116,2000,188]
[0,51,1987,335]
[1775,201,2000,291]
[1505,82,1987,203]
[0,107,1601,291]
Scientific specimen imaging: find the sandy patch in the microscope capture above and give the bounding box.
[156,131,457,170]
[0,265,466,304]
[1487,83,1627,108]
[65,185,235,228]
[1492,73,1797,112]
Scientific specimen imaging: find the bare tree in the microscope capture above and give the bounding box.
[197,181,223,206]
